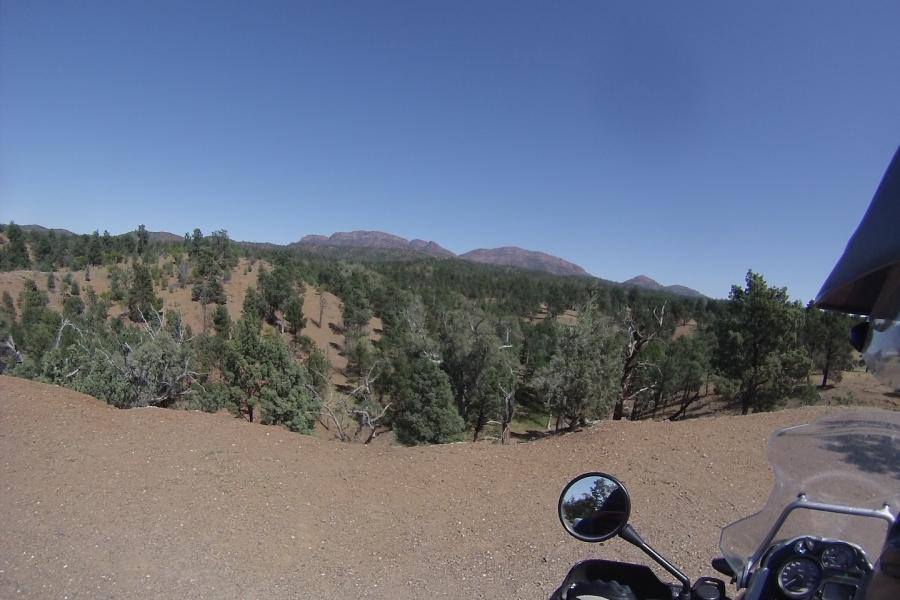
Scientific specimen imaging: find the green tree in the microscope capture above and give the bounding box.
[136,224,149,255]
[211,304,232,338]
[241,286,266,324]
[258,264,294,324]
[1,222,31,270]
[63,294,85,319]
[217,315,319,431]
[536,303,624,430]
[660,335,712,420]
[436,309,519,441]
[83,286,109,326]
[466,344,517,441]
[284,295,306,336]
[127,262,161,321]
[714,271,807,414]
[87,230,103,265]
[803,303,855,387]
[46,272,56,292]
[392,358,465,445]
[189,228,203,259]
[108,265,126,302]
[16,279,60,366]
[344,333,375,382]
[191,247,226,333]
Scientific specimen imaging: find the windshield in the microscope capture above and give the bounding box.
[719,410,900,579]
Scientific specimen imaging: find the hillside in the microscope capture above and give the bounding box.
[0,375,846,600]
[0,260,381,387]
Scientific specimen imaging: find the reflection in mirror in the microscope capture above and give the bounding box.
[558,473,631,542]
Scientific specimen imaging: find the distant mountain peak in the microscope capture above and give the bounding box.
[460,246,589,277]
[623,274,705,298]
[296,230,455,258]
[623,275,661,289]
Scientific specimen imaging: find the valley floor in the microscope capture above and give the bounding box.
[0,376,865,599]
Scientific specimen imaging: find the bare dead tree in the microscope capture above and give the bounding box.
[0,334,23,372]
[613,303,666,421]
[496,335,517,444]
[73,307,204,408]
[316,395,350,442]
[498,327,513,351]
[350,403,391,444]
[498,382,515,444]
[311,362,393,444]
[347,363,392,444]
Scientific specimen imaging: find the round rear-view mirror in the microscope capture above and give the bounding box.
[558,472,631,543]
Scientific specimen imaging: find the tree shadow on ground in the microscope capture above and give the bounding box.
[510,428,575,442]
[818,420,900,480]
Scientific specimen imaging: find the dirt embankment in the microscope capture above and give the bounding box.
[0,376,850,600]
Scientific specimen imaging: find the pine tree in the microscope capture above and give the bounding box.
[212,304,232,338]
[136,224,149,255]
[1,223,31,270]
[284,295,306,336]
[127,262,160,321]
[219,315,320,431]
[392,358,465,445]
[714,271,809,414]
[803,303,855,387]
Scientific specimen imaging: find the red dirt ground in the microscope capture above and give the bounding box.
[0,375,860,600]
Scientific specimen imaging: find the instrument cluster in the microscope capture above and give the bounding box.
[767,537,870,600]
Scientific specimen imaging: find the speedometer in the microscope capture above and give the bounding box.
[778,558,822,599]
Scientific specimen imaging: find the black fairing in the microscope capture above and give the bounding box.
[549,559,675,600]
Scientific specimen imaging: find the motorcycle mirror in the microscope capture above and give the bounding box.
[558,472,631,543]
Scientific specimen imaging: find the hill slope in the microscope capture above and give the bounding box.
[0,375,842,600]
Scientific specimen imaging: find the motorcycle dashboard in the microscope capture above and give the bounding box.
[758,536,871,600]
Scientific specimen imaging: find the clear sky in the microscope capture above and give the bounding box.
[2,1,899,300]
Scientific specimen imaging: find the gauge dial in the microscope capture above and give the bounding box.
[821,544,857,570]
[778,558,822,599]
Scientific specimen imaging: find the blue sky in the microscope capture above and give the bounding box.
[2,1,899,300]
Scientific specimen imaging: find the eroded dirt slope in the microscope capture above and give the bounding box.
[1,376,842,599]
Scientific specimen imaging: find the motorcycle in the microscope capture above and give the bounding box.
[550,410,900,600]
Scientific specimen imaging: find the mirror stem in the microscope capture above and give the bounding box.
[618,524,691,598]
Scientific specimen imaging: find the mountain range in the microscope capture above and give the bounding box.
[294,230,589,277]
[14,224,704,297]
[295,231,704,296]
